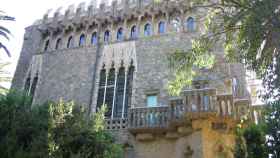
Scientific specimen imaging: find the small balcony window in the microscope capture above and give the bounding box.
[130,25,138,39]
[117,27,124,41]
[158,21,165,34]
[186,17,195,31]
[144,23,152,36]
[147,95,157,107]
[79,34,86,46]
[104,30,110,43]
[91,32,98,45]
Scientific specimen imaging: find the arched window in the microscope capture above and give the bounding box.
[67,36,74,48]
[30,74,39,97]
[171,18,181,32]
[79,34,86,46]
[158,21,165,34]
[144,23,152,36]
[96,69,106,110]
[24,73,31,92]
[124,65,135,117]
[186,17,195,31]
[91,32,98,45]
[105,68,116,117]
[104,30,110,43]
[130,25,137,39]
[55,38,61,50]
[117,28,124,41]
[44,40,49,51]
[114,67,125,118]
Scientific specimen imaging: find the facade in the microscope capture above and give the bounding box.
[12,0,254,157]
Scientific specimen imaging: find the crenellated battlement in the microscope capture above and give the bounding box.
[40,0,191,25]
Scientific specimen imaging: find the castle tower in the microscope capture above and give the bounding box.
[12,0,251,157]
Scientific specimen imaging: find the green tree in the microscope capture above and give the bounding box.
[234,123,267,158]
[0,91,123,158]
[169,0,280,99]
[265,101,280,157]
[0,10,15,57]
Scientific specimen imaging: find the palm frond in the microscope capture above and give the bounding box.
[0,30,10,40]
[0,16,15,21]
[0,26,11,35]
[0,42,11,57]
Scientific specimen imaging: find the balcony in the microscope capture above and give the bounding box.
[105,88,250,134]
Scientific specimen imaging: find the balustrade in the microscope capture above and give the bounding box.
[128,106,169,131]
[104,88,249,132]
[217,94,234,117]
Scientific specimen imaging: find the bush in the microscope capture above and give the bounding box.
[0,91,123,158]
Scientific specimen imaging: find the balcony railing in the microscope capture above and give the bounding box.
[128,106,169,133]
[104,88,250,133]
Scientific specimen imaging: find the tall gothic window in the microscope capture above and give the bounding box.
[44,40,49,51]
[104,30,110,43]
[117,28,124,41]
[130,25,137,39]
[96,69,106,110]
[158,21,165,34]
[186,17,195,31]
[30,74,39,97]
[55,38,61,50]
[144,23,152,36]
[104,68,115,117]
[114,67,125,118]
[96,64,135,118]
[67,36,74,48]
[91,32,98,45]
[79,34,86,46]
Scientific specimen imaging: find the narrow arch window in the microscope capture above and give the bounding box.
[114,67,125,118]
[91,32,98,45]
[158,21,165,34]
[96,69,106,110]
[55,38,61,50]
[105,68,115,117]
[124,65,135,117]
[24,74,31,92]
[79,34,86,46]
[30,74,39,97]
[130,25,137,39]
[44,40,49,51]
[186,17,195,31]
[171,18,181,32]
[144,23,152,36]
[104,30,110,43]
[67,36,74,48]
[117,28,124,41]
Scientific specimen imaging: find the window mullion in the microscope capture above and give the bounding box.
[121,69,128,118]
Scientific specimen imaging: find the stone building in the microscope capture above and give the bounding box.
[12,0,253,157]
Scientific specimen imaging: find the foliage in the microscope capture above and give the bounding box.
[169,0,280,99]
[0,62,11,95]
[0,10,15,57]
[234,122,267,158]
[0,90,48,158]
[0,91,123,158]
[168,38,215,95]
[265,101,280,157]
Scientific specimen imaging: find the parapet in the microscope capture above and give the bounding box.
[40,0,189,25]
